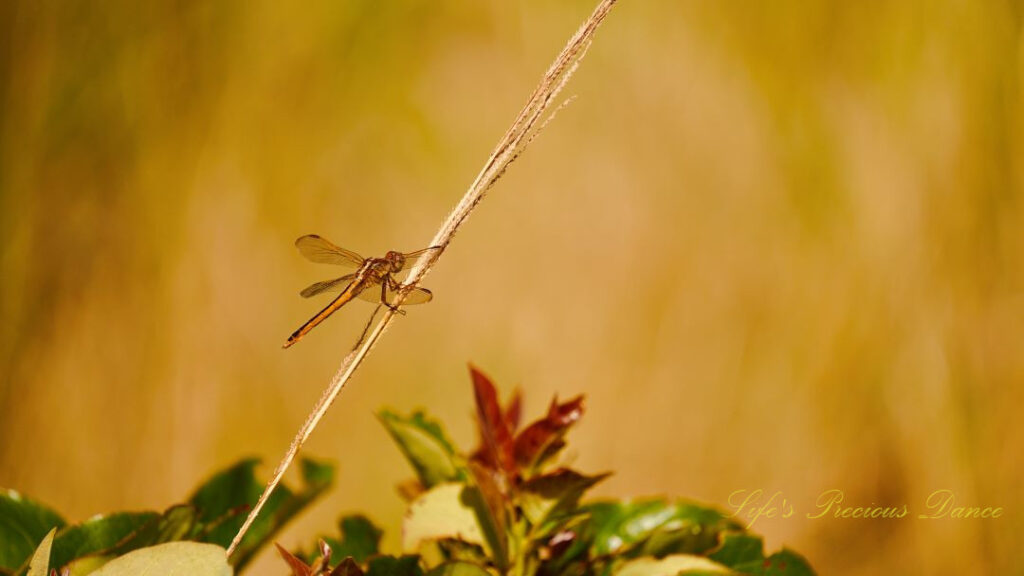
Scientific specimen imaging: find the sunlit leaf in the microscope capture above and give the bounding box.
[64,555,111,576]
[402,484,486,555]
[89,542,230,576]
[0,489,65,573]
[26,527,55,576]
[379,410,462,488]
[614,555,730,576]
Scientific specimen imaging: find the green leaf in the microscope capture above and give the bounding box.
[0,489,65,572]
[89,542,231,576]
[519,469,608,534]
[581,500,742,558]
[332,557,365,576]
[321,515,383,565]
[365,555,423,576]
[638,504,743,558]
[189,457,334,570]
[463,464,507,571]
[707,533,763,569]
[49,511,161,571]
[64,555,111,576]
[614,555,730,576]
[26,528,55,576]
[136,504,199,545]
[379,411,462,488]
[425,561,491,576]
[45,505,199,575]
[403,484,487,555]
[585,500,679,556]
[732,549,815,576]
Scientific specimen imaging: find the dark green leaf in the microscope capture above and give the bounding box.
[707,532,763,568]
[520,470,608,536]
[425,561,491,576]
[732,548,815,576]
[434,540,489,565]
[465,463,507,571]
[365,555,423,576]
[49,512,160,571]
[0,489,65,573]
[378,410,462,488]
[321,515,383,565]
[332,556,365,576]
[189,457,334,570]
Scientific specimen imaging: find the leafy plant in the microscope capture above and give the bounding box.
[283,366,815,576]
[0,457,332,575]
[2,366,816,576]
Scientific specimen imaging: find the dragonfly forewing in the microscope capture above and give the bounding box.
[295,235,365,269]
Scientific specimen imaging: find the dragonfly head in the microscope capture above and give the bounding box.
[385,251,405,273]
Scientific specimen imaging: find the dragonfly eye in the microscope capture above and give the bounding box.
[389,252,405,272]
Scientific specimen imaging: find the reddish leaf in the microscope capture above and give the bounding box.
[514,395,585,470]
[318,539,333,570]
[331,556,365,576]
[469,365,516,479]
[504,388,523,433]
[276,542,313,576]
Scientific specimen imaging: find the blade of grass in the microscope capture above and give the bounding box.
[227,0,619,558]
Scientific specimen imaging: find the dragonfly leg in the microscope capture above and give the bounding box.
[382,276,407,315]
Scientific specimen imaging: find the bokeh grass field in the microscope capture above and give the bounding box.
[1,1,1021,574]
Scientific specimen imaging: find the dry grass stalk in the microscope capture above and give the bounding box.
[227,0,618,557]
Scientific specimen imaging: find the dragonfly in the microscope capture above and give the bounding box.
[284,234,440,348]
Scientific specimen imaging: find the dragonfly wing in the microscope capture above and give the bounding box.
[401,286,433,305]
[355,280,432,305]
[295,235,364,268]
[300,274,357,298]
[401,246,442,260]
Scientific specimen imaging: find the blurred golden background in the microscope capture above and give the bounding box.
[1,1,1021,574]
